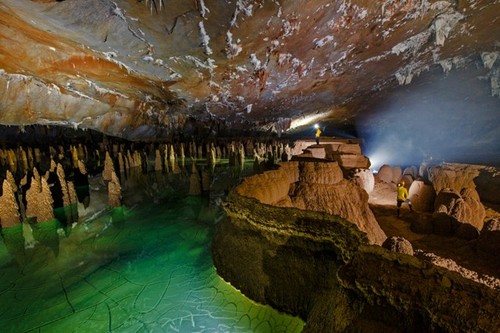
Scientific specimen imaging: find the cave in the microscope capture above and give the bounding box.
[0,1,499,332]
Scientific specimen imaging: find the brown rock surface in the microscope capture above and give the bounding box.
[0,179,21,227]
[408,180,435,212]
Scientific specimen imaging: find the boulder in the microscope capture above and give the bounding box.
[349,168,375,194]
[408,180,435,212]
[473,166,500,204]
[428,163,480,194]
[377,164,392,183]
[403,166,418,179]
[433,188,484,239]
[432,211,452,236]
[411,214,434,234]
[477,218,500,256]
[382,236,414,255]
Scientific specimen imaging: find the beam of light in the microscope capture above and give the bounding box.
[357,65,500,170]
[289,110,336,130]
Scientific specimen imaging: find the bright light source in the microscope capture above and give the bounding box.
[314,123,319,129]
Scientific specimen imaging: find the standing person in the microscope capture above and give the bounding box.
[314,124,322,145]
[397,181,413,217]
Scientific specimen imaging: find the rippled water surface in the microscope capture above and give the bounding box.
[0,163,304,332]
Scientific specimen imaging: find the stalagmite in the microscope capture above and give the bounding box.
[67,181,79,219]
[103,151,114,181]
[26,176,54,223]
[108,170,122,207]
[0,179,21,227]
[197,144,203,159]
[118,152,125,176]
[188,162,202,196]
[56,163,71,207]
[155,149,162,172]
[6,170,17,194]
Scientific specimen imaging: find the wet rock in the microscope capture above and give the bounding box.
[382,236,414,255]
[103,151,114,182]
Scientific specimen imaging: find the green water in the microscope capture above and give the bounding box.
[0,164,304,333]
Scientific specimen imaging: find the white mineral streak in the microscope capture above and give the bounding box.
[230,0,254,27]
[314,35,334,49]
[481,52,498,70]
[392,30,431,56]
[199,0,210,18]
[225,31,242,59]
[198,21,212,55]
[433,10,464,46]
[250,53,262,70]
[394,63,428,85]
[439,59,453,73]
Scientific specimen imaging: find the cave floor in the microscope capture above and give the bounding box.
[368,181,500,285]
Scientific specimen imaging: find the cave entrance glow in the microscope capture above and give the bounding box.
[0,161,304,333]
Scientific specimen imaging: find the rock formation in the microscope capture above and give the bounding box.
[213,177,499,333]
[236,161,386,245]
[0,179,21,227]
[25,176,54,223]
[108,170,121,208]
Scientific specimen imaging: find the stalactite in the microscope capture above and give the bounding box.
[0,179,21,227]
[34,148,41,164]
[188,162,202,196]
[71,145,79,168]
[27,147,34,170]
[19,147,28,173]
[7,149,17,173]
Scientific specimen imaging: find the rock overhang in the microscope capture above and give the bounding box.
[0,0,498,141]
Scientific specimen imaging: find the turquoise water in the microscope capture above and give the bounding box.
[0,163,304,333]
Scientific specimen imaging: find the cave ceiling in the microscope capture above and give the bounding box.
[0,0,498,140]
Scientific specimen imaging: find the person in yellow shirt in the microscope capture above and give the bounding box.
[315,126,322,145]
[397,181,413,217]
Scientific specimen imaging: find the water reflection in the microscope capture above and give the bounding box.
[0,161,303,333]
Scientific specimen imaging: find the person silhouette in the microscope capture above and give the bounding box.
[397,181,413,217]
